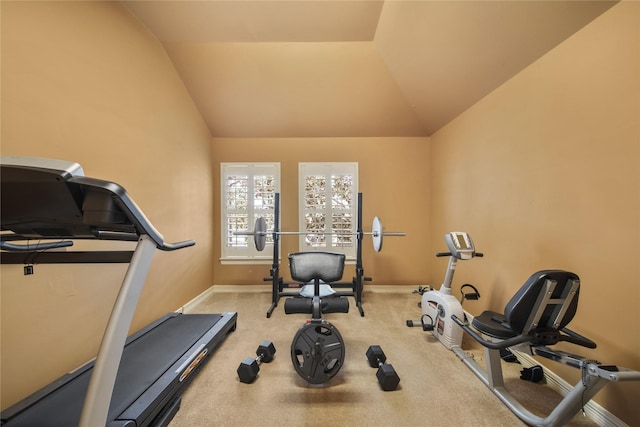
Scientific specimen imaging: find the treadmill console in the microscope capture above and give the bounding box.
[445,232,475,260]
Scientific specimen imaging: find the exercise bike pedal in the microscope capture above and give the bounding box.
[405,314,434,331]
[460,283,481,304]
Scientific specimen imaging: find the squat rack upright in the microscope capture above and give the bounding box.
[264,193,369,318]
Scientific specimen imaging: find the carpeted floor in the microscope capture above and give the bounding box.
[170,288,598,427]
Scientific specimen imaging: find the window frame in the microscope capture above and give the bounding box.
[220,162,280,264]
[298,162,359,259]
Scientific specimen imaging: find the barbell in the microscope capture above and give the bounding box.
[234,216,405,252]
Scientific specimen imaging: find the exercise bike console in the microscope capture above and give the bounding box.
[445,231,476,260]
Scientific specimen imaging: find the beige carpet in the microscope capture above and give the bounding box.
[170,289,598,427]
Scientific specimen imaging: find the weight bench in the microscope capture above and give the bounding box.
[284,252,349,318]
[264,193,369,318]
[284,251,349,384]
[451,270,640,427]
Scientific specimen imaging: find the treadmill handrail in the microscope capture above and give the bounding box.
[0,240,74,252]
[68,176,191,250]
[1,157,196,252]
[159,240,196,251]
[91,231,195,250]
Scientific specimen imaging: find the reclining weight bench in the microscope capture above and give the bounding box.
[284,251,349,384]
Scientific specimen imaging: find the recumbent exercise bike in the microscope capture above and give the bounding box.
[422,231,640,426]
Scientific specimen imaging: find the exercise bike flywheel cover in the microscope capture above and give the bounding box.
[254,217,267,251]
[290,321,345,384]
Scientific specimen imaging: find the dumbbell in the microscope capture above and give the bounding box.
[366,345,400,391]
[237,341,276,383]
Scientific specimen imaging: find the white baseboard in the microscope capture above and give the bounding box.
[511,349,628,427]
[207,283,419,294]
[175,285,217,313]
[208,284,271,293]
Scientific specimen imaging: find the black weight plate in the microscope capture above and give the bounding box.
[290,321,345,384]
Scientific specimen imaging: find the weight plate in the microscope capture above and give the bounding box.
[290,321,345,384]
[254,217,267,251]
[372,216,383,252]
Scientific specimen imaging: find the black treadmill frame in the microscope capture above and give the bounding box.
[0,156,237,427]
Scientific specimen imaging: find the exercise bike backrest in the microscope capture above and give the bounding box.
[504,270,585,342]
[460,269,596,351]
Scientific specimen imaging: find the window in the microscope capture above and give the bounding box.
[221,163,280,262]
[298,163,358,259]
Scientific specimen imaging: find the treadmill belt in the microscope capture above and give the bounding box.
[2,313,232,427]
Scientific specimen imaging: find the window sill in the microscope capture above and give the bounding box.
[219,257,357,265]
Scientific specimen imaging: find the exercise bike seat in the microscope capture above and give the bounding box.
[285,251,348,315]
[470,270,595,348]
[471,312,514,340]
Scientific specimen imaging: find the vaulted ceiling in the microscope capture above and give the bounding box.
[124,1,617,138]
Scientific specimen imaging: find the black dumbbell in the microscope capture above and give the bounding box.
[237,341,276,383]
[366,345,400,391]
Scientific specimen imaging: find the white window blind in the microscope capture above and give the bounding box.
[298,163,358,258]
[221,163,280,262]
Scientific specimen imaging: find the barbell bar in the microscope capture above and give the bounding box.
[234,216,405,252]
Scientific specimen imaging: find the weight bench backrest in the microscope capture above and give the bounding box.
[504,270,580,335]
[288,251,345,284]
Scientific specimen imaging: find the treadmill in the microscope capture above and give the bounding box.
[0,156,237,427]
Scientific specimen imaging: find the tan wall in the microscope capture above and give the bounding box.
[0,2,214,408]
[211,137,430,286]
[2,0,638,424]
[429,3,640,424]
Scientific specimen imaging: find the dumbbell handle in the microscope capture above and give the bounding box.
[239,348,274,371]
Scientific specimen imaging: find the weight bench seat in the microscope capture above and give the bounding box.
[285,252,348,316]
[299,282,336,298]
[288,251,345,283]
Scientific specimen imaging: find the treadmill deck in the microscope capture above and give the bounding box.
[1,311,237,427]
